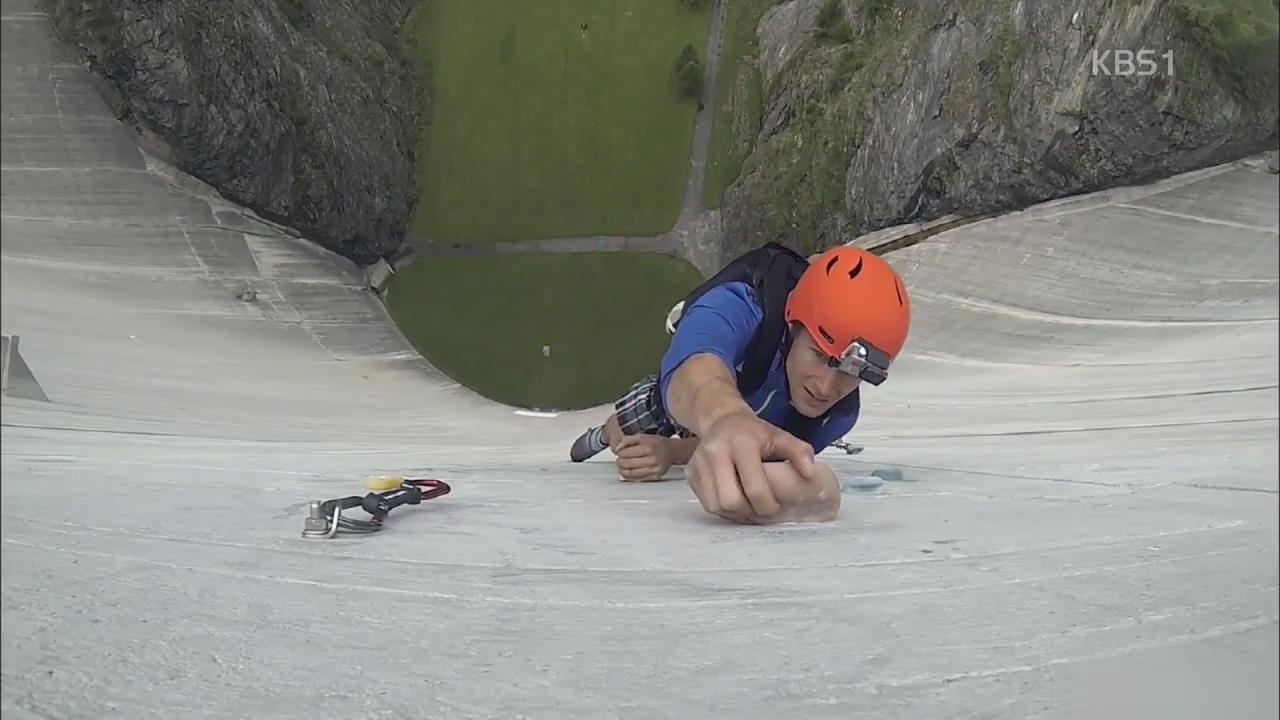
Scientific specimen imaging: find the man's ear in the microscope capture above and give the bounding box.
[784,321,804,354]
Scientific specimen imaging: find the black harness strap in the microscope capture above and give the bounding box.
[672,242,809,399]
[669,242,861,438]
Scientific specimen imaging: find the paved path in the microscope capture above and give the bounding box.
[400,0,731,277]
[680,0,729,224]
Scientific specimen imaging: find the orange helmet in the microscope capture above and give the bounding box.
[784,245,911,382]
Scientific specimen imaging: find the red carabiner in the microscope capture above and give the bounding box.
[404,478,451,500]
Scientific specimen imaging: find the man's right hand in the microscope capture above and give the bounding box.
[686,410,818,522]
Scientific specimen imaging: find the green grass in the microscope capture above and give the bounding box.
[1171,0,1279,102]
[277,0,308,29]
[994,0,1020,129]
[408,1,711,244]
[739,2,926,250]
[386,252,706,410]
[703,0,774,209]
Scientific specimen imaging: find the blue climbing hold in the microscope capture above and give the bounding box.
[842,474,884,492]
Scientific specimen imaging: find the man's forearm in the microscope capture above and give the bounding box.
[664,353,754,436]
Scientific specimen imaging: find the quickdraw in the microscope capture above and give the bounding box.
[301,477,451,539]
[830,440,863,455]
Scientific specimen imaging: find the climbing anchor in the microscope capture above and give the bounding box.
[830,440,864,455]
[301,477,451,539]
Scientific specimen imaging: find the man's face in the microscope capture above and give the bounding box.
[785,325,861,417]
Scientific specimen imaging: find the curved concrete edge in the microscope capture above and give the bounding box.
[848,151,1276,255]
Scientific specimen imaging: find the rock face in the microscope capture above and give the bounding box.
[722,0,1280,261]
[41,0,421,265]
[36,0,1277,268]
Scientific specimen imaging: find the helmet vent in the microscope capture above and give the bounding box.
[818,326,835,344]
[895,279,904,305]
[847,257,864,280]
[825,256,839,274]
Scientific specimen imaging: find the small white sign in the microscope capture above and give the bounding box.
[1090,49,1173,77]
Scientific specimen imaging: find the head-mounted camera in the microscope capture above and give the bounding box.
[826,337,891,386]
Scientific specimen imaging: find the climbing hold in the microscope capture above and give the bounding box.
[871,468,905,483]
[842,475,884,492]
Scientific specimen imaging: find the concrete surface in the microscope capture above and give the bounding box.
[2,2,1277,718]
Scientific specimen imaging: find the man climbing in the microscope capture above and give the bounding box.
[569,242,912,524]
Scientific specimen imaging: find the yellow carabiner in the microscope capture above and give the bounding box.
[366,475,404,492]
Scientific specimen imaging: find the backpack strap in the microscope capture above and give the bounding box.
[728,243,862,440]
[734,243,808,398]
[665,241,810,403]
[673,242,794,316]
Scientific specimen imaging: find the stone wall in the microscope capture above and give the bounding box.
[41,0,423,265]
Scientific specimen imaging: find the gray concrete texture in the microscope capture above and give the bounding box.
[2,1,1277,718]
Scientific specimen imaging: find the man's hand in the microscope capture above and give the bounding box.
[686,410,817,522]
[614,435,675,482]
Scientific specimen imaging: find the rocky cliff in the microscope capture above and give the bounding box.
[40,0,421,265]
[36,0,1278,268]
[722,0,1280,260]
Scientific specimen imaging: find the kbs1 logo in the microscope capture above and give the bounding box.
[1091,49,1174,77]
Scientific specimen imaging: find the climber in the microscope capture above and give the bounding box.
[568,242,913,525]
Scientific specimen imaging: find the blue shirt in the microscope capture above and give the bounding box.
[658,282,860,453]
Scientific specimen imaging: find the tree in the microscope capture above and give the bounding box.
[673,44,704,100]
[675,44,699,74]
[677,60,704,99]
[673,43,704,99]
[814,0,853,43]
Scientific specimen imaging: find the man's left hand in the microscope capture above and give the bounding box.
[614,435,675,482]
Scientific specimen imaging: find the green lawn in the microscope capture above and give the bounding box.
[386,253,706,410]
[1171,0,1280,101]
[703,0,772,209]
[408,1,711,244]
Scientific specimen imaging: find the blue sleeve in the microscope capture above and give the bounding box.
[658,282,763,410]
[810,405,860,454]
